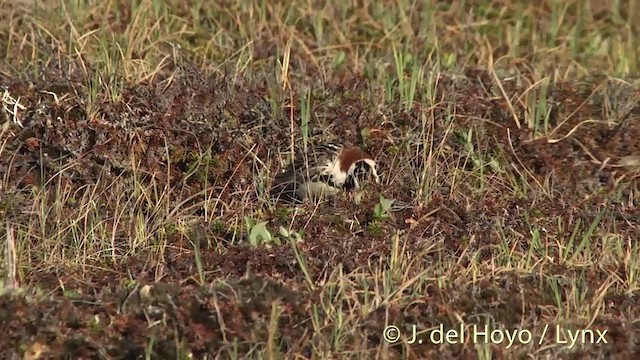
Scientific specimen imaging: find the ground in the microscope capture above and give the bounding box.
[1,0,639,359]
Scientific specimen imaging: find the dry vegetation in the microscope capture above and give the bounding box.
[1,0,640,358]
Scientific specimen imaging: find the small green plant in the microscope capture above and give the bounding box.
[278,226,304,242]
[63,290,81,299]
[300,87,312,152]
[524,76,554,139]
[373,194,394,221]
[192,237,205,286]
[456,127,500,173]
[391,43,420,112]
[280,226,315,289]
[367,221,382,236]
[244,217,279,246]
[212,219,225,234]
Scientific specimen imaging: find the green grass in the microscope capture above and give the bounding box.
[1,0,639,358]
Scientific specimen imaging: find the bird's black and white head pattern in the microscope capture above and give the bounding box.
[270,142,379,203]
[343,158,379,191]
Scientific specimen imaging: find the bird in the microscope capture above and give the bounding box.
[270,142,380,203]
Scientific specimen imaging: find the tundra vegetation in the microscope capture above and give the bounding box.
[0,0,639,358]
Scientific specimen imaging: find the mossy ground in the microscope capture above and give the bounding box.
[1,0,639,359]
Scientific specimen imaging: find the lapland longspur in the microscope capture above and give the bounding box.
[270,142,379,203]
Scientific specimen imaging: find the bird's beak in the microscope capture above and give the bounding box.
[372,169,380,183]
